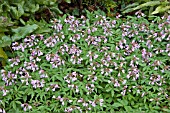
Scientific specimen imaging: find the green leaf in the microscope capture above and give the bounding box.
[50,6,63,14]
[106,87,112,92]
[30,4,39,13]
[122,2,139,10]
[1,2,10,12]
[0,47,8,59]
[15,101,22,105]
[23,96,27,102]
[133,1,160,10]
[65,0,71,3]
[111,90,114,97]
[10,6,19,19]
[26,19,52,34]
[11,24,38,41]
[139,62,146,67]
[10,2,24,20]
[55,75,63,81]
[19,18,25,25]
[162,108,170,112]
[122,2,139,13]
[17,2,24,16]
[122,8,135,14]
[35,27,52,34]
[118,99,128,106]
[149,6,154,16]
[86,19,90,27]
[112,102,123,108]
[63,24,69,35]
[0,35,11,47]
[12,101,16,110]
[152,5,170,14]
[96,85,103,89]
[124,106,133,112]
[106,97,113,103]
[86,10,92,20]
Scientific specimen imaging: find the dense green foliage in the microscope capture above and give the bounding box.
[0,0,62,46]
[1,0,170,66]
[0,1,170,112]
[0,10,170,112]
[0,0,68,65]
[122,0,170,16]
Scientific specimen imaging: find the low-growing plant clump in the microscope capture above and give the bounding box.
[0,11,170,113]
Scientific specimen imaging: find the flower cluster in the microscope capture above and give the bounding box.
[1,70,17,86]
[46,52,65,68]
[21,103,32,111]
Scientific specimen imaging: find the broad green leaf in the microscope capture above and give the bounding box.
[24,1,39,13]
[133,1,160,11]
[11,24,38,41]
[17,2,24,16]
[0,47,8,59]
[122,2,139,10]
[10,6,19,19]
[10,2,24,20]
[30,4,39,13]
[122,3,139,13]
[1,2,10,12]
[152,5,170,14]
[26,19,52,34]
[35,27,52,34]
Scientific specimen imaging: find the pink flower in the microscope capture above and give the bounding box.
[21,103,32,111]
[91,102,96,107]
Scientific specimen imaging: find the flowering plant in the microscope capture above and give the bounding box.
[0,10,170,112]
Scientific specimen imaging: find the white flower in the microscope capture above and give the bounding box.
[122,80,127,84]
[149,99,154,101]
[69,100,73,103]
[94,54,98,59]
[28,105,32,110]
[100,99,104,102]
[108,80,111,83]
[76,88,79,93]
[91,102,96,107]
[83,103,88,106]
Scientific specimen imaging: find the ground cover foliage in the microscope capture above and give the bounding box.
[1,0,170,67]
[0,10,170,112]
